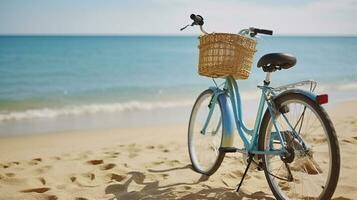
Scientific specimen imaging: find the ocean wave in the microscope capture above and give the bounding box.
[0,89,269,122]
[0,100,193,121]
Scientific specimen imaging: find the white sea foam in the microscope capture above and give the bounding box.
[0,88,267,122]
[0,100,194,121]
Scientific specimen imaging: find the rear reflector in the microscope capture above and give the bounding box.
[317,94,328,104]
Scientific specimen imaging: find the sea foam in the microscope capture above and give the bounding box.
[0,100,193,121]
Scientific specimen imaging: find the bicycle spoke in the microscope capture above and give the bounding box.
[262,97,337,199]
[188,91,224,174]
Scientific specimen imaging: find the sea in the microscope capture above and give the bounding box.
[0,36,356,136]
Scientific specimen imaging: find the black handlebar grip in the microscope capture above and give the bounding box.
[190,14,196,20]
[256,28,273,35]
[190,14,204,26]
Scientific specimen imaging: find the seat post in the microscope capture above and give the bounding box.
[264,72,272,85]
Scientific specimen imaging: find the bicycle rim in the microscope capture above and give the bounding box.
[262,98,338,199]
[188,90,224,175]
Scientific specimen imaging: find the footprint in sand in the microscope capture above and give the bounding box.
[106,173,126,182]
[156,145,170,153]
[75,197,88,200]
[46,195,58,200]
[20,187,50,193]
[28,158,43,165]
[100,163,116,170]
[1,163,10,168]
[70,176,77,182]
[69,172,99,187]
[1,161,21,169]
[38,177,46,185]
[87,160,104,165]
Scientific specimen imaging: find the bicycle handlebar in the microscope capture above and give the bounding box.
[180,14,274,37]
[190,14,204,26]
[250,27,273,36]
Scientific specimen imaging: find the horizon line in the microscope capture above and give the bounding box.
[0,33,357,37]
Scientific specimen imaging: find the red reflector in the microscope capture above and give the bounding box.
[317,94,328,104]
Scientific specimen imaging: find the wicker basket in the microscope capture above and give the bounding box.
[198,33,257,79]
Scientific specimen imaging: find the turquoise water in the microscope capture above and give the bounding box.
[0,36,356,134]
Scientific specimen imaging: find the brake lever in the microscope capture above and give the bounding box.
[180,24,191,31]
[180,22,197,31]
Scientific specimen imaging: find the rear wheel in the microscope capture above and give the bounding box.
[188,89,225,176]
[259,93,340,200]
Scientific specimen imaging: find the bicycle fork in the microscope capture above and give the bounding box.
[200,91,221,136]
[200,88,235,148]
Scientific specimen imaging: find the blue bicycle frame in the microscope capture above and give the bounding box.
[202,75,317,157]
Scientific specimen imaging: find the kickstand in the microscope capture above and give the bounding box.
[236,154,254,192]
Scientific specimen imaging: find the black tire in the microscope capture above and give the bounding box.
[258,92,340,200]
[188,89,225,176]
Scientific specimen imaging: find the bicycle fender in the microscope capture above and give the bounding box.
[275,89,317,103]
[209,87,235,148]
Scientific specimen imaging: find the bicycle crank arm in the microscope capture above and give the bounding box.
[219,147,246,154]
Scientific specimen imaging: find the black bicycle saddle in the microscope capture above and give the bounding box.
[257,53,297,72]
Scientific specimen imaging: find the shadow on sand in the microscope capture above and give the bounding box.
[105,164,274,200]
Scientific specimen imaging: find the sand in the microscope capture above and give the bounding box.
[0,100,356,200]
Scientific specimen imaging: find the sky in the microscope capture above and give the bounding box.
[0,0,356,35]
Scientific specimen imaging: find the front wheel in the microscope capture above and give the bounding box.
[188,89,225,176]
[259,92,340,200]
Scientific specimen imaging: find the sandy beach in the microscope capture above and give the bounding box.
[1,1,356,199]
[0,99,356,200]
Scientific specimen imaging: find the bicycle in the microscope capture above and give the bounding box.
[182,14,340,199]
